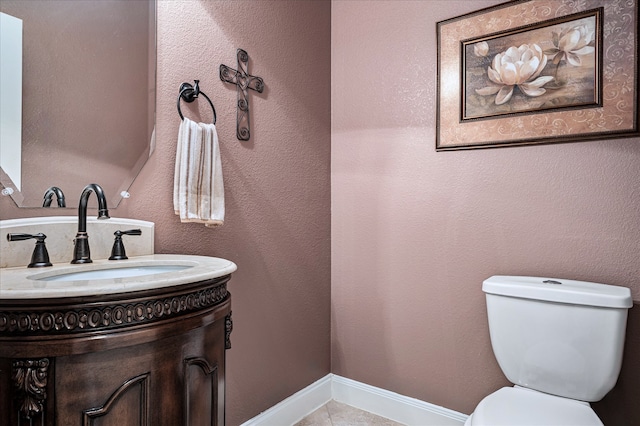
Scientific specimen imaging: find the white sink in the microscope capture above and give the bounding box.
[38,264,192,281]
[1,254,237,299]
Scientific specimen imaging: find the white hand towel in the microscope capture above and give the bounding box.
[173,117,225,226]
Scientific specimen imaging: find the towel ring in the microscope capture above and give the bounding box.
[177,80,217,124]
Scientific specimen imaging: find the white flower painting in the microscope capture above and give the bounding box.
[475,44,554,105]
[546,25,596,66]
[463,12,599,120]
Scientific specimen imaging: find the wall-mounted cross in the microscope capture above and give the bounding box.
[219,49,264,141]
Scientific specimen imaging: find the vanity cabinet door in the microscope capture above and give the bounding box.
[54,342,160,425]
[53,316,227,426]
[183,317,227,426]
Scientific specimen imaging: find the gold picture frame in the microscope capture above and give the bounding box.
[436,0,639,151]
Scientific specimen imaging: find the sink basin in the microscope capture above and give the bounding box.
[1,254,237,299]
[38,265,192,281]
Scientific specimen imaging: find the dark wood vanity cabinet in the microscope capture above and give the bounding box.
[0,276,232,426]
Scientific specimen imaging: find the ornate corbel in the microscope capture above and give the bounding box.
[12,358,50,420]
[225,311,233,349]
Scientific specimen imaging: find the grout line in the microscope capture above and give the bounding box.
[325,404,335,426]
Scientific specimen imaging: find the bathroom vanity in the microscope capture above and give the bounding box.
[0,256,235,426]
[2,278,232,425]
[0,219,236,426]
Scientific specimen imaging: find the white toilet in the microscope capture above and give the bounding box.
[465,275,633,426]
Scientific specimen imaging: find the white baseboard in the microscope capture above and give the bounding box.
[240,374,332,426]
[240,374,469,426]
[332,375,468,426]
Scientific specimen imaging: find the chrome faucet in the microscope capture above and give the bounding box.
[42,186,66,207]
[71,183,110,264]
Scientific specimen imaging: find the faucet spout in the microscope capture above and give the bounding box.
[71,183,110,264]
[42,186,66,207]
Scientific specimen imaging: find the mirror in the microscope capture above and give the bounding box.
[0,0,156,208]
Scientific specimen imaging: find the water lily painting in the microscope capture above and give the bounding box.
[463,11,599,120]
[436,0,639,151]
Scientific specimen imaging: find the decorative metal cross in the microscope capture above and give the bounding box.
[219,49,264,141]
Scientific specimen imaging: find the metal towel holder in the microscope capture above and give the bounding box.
[177,80,217,124]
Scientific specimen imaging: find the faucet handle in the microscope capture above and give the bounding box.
[7,233,53,268]
[109,229,142,260]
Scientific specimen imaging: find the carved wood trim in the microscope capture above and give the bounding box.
[184,357,218,426]
[0,277,229,336]
[82,372,150,426]
[225,311,233,349]
[11,358,50,421]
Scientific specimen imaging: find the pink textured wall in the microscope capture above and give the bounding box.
[1,1,331,425]
[142,2,332,424]
[331,0,640,421]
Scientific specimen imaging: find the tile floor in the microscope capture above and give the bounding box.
[293,400,405,426]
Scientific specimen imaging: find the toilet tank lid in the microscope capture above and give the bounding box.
[483,276,632,308]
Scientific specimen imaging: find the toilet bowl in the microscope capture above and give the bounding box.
[464,387,603,426]
[466,276,632,425]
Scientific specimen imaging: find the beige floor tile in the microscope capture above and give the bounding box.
[327,400,405,426]
[295,400,405,426]
[293,405,332,426]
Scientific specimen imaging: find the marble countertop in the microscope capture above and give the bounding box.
[0,254,237,299]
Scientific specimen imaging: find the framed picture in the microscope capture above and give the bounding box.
[436,0,639,151]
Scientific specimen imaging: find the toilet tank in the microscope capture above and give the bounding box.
[483,276,632,402]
